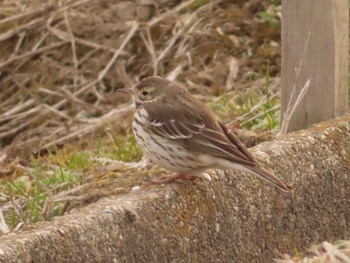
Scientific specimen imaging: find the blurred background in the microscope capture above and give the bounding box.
[0,0,283,158]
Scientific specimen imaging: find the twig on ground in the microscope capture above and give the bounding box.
[148,0,196,27]
[9,196,25,226]
[167,65,185,81]
[0,5,52,26]
[0,105,40,124]
[41,104,134,150]
[0,153,7,165]
[47,19,128,56]
[140,28,157,75]
[226,93,280,126]
[240,104,280,126]
[42,104,73,121]
[0,98,35,118]
[64,10,79,86]
[0,41,69,69]
[97,22,139,81]
[15,164,51,194]
[11,32,26,57]
[226,57,239,90]
[0,17,45,42]
[32,32,50,51]
[0,208,10,234]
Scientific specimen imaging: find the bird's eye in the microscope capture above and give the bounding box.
[142,90,149,96]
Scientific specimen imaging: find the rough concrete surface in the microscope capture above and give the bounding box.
[0,115,349,263]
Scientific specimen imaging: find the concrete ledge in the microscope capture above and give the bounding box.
[0,115,349,262]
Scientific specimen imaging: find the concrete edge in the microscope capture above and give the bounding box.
[0,115,349,262]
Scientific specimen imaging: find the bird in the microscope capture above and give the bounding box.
[118,76,291,191]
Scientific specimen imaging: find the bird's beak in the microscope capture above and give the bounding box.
[117,88,133,94]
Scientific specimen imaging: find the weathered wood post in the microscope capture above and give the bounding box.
[281,0,349,132]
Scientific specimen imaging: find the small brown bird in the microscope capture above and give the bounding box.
[119,76,291,191]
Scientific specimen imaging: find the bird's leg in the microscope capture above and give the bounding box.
[176,174,200,181]
[150,173,200,184]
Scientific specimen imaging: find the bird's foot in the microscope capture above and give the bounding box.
[150,173,200,184]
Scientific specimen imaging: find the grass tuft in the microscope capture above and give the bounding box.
[208,75,280,132]
[0,130,142,230]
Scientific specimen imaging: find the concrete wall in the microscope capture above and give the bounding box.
[0,115,349,263]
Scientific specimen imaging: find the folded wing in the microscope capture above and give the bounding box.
[142,101,256,167]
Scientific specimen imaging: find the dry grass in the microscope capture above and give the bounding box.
[277,240,350,263]
[0,0,281,160]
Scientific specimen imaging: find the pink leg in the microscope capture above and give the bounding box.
[150,173,200,184]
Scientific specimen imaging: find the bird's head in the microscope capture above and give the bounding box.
[117,77,187,107]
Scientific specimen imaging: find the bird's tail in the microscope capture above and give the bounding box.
[246,165,292,192]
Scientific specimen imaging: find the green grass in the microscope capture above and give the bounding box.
[3,164,79,227]
[209,64,280,132]
[1,130,142,229]
[194,0,208,8]
[258,3,281,29]
[95,131,142,163]
[208,91,279,131]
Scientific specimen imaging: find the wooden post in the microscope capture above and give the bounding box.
[281,0,349,132]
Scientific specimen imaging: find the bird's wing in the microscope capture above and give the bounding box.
[142,98,256,166]
[147,115,204,139]
[218,121,257,163]
[183,122,256,166]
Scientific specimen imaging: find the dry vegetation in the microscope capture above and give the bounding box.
[0,0,282,228]
[277,241,350,263]
[0,0,282,158]
[0,0,348,261]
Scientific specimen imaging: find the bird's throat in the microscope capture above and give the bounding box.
[135,101,141,108]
